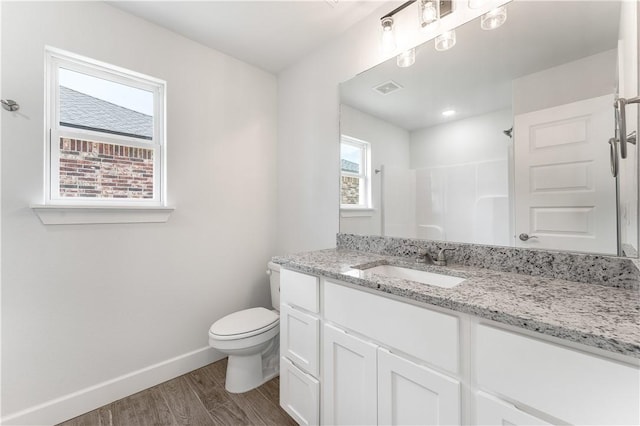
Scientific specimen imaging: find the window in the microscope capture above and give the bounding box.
[340,135,371,209]
[45,47,166,206]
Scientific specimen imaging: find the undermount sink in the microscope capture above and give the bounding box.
[358,264,466,289]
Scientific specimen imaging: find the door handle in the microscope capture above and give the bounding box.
[609,137,619,177]
[519,233,538,241]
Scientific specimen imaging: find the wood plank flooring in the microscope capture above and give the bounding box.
[57,358,296,426]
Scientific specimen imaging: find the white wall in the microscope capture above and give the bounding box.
[276,0,505,254]
[1,2,278,423]
[410,108,512,169]
[512,49,617,116]
[339,104,410,236]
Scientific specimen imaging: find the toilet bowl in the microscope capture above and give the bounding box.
[208,262,281,393]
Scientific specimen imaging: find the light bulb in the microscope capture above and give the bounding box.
[481,6,507,30]
[397,49,416,68]
[380,17,396,54]
[435,30,456,51]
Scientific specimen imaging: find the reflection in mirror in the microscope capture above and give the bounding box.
[339,1,638,257]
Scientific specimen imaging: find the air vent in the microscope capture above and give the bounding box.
[373,80,403,95]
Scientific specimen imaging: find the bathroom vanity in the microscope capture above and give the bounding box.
[276,245,640,426]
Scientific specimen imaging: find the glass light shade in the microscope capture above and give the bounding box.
[420,0,439,27]
[435,30,456,51]
[380,17,396,53]
[481,6,507,30]
[397,49,416,68]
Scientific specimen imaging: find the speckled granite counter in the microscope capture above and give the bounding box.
[274,248,640,359]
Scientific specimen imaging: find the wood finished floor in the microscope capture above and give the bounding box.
[57,358,296,426]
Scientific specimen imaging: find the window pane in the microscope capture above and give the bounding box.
[341,176,361,205]
[59,68,154,140]
[59,137,154,199]
[341,143,361,174]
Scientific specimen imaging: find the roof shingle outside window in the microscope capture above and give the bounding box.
[59,86,153,140]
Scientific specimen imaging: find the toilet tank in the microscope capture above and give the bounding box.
[267,261,281,310]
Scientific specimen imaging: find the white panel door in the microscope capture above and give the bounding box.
[280,304,319,377]
[378,349,460,425]
[476,392,550,426]
[514,94,616,254]
[323,324,377,425]
[280,357,320,426]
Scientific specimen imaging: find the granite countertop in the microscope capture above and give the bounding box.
[274,248,640,359]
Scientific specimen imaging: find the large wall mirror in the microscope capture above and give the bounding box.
[339,0,638,257]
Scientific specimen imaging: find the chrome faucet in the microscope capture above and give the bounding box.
[434,248,456,266]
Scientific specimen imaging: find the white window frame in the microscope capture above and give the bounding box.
[44,47,166,207]
[340,135,372,210]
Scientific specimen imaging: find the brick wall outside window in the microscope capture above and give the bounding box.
[59,137,154,199]
[341,176,360,205]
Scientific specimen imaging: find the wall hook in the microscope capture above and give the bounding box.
[1,99,20,112]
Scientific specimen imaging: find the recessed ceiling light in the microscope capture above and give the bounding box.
[442,109,456,117]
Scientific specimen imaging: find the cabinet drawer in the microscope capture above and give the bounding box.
[476,391,550,425]
[281,269,319,313]
[280,357,319,426]
[324,280,459,374]
[476,324,640,425]
[280,304,319,377]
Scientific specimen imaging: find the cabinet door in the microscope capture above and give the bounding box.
[323,324,377,425]
[476,392,550,425]
[280,304,319,376]
[378,348,460,425]
[280,357,319,426]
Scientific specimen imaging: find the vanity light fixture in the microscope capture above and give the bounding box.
[435,30,456,51]
[481,6,507,30]
[380,17,397,53]
[379,0,453,55]
[397,48,416,67]
[419,0,439,28]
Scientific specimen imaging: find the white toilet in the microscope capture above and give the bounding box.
[208,261,281,393]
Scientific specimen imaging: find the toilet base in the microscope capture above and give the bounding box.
[224,338,279,393]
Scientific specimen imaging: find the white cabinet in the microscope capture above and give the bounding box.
[476,392,550,426]
[322,324,377,425]
[378,349,460,425]
[280,269,322,425]
[280,267,639,426]
[281,357,320,426]
[322,323,461,426]
[476,324,640,425]
[280,304,319,377]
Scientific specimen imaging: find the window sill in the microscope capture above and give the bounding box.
[340,208,375,218]
[30,204,175,225]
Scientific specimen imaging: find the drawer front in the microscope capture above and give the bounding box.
[280,357,320,426]
[281,269,319,313]
[324,280,459,374]
[476,392,550,425]
[280,304,319,377]
[476,324,640,425]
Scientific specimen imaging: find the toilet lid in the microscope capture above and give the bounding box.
[210,307,279,337]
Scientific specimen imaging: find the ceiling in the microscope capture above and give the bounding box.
[110,1,391,73]
[340,1,622,131]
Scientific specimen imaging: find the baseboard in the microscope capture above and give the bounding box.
[1,347,224,426]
